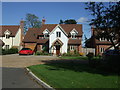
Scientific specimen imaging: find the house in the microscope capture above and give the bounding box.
[0,21,24,50]
[23,20,83,55]
[85,27,114,56]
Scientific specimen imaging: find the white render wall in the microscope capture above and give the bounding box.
[0,28,21,49]
[49,26,68,54]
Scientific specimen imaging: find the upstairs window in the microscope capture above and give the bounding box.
[71,33,76,39]
[100,37,107,41]
[44,34,49,39]
[5,35,10,39]
[56,32,61,37]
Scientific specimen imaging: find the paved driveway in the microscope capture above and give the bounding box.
[0,54,58,88]
[2,54,58,68]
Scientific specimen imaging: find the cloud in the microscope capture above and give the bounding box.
[77,17,88,23]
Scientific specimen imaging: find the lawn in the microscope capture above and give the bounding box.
[60,56,88,60]
[28,60,118,88]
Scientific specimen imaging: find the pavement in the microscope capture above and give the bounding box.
[0,54,58,88]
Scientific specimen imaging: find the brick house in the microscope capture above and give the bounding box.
[0,21,24,49]
[85,27,113,56]
[23,20,83,55]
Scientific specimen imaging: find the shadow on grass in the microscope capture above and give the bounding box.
[41,59,118,76]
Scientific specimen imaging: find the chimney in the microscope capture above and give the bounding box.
[20,20,24,48]
[42,17,46,25]
[91,25,95,36]
[20,20,24,36]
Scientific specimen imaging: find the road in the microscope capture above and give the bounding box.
[0,54,58,88]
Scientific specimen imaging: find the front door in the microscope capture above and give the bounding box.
[56,45,60,55]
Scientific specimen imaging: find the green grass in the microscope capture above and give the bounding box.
[28,61,118,88]
[60,56,88,60]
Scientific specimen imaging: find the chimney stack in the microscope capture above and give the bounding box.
[42,17,46,25]
[91,25,95,36]
[20,20,24,48]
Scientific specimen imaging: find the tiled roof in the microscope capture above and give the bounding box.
[23,24,83,43]
[37,39,49,44]
[0,25,20,37]
[23,28,38,42]
[68,39,81,45]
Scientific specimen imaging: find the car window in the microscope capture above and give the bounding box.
[21,48,32,50]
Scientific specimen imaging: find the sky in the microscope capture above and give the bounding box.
[2,2,93,46]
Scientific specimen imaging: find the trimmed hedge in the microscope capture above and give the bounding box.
[0,48,18,55]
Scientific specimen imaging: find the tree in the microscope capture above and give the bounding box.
[64,19,77,24]
[24,13,41,34]
[85,2,120,49]
[59,19,77,24]
[59,19,64,24]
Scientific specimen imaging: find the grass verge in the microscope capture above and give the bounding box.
[28,61,118,88]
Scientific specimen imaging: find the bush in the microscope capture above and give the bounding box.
[79,52,84,56]
[0,48,18,55]
[86,52,94,59]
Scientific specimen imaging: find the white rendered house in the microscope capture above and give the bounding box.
[23,22,83,55]
[0,21,24,50]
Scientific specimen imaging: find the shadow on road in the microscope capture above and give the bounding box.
[2,67,42,88]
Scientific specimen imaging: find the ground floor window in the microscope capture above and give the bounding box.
[70,45,74,50]
[100,47,104,53]
[5,45,9,49]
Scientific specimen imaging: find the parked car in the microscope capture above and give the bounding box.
[102,49,120,60]
[19,48,34,55]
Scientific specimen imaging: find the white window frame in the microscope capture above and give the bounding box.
[71,33,77,39]
[70,46,74,50]
[56,32,61,37]
[5,34,10,39]
[5,45,9,49]
[100,48,104,53]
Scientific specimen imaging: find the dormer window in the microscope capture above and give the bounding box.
[4,30,11,39]
[44,33,49,38]
[5,35,10,39]
[70,28,78,39]
[43,29,50,39]
[71,33,76,39]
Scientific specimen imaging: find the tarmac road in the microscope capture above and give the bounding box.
[0,54,58,88]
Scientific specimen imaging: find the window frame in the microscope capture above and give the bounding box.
[56,32,61,38]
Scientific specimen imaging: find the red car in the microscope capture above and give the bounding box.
[19,48,34,55]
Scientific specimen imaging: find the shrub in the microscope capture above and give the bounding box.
[79,52,84,56]
[86,52,94,59]
[35,51,41,55]
[1,48,18,55]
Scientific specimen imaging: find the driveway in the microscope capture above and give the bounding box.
[0,54,58,88]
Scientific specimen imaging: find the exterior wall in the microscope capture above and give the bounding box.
[96,45,111,56]
[49,26,68,54]
[0,28,21,49]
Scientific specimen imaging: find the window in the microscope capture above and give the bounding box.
[5,45,9,49]
[71,33,76,39]
[44,34,49,38]
[70,46,74,50]
[56,32,61,37]
[100,37,107,41]
[6,35,10,39]
[100,48,104,53]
